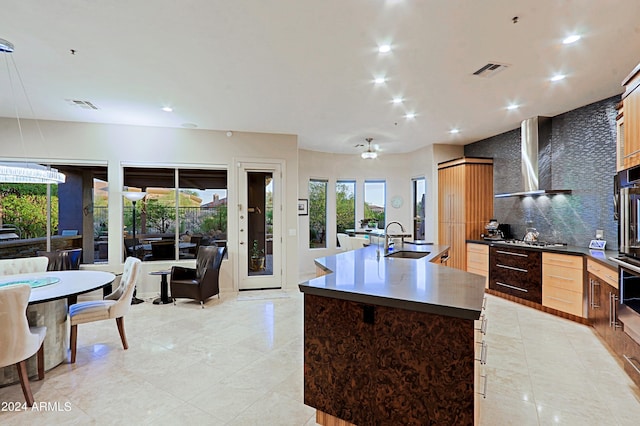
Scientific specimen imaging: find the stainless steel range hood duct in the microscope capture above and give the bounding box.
[495,117,572,198]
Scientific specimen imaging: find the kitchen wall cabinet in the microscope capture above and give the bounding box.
[489,246,542,303]
[438,158,493,270]
[621,62,640,169]
[542,252,585,317]
[467,243,489,288]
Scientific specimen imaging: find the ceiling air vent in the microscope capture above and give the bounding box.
[472,62,510,78]
[66,99,99,110]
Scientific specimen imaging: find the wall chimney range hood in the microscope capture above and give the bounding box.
[495,116,572,198]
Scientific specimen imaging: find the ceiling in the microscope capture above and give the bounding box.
[1,0,639,155]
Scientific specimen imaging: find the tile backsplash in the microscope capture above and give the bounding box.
[464,96,619,250]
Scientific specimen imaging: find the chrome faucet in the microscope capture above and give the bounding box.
[385,221,406,252]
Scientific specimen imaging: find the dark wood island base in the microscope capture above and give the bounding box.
[304,293,476,425]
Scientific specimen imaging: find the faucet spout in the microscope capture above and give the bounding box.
[384,221,406,251]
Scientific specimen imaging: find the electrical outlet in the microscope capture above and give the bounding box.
[596,229,604,239]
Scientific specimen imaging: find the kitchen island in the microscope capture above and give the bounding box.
[299,243,487,425]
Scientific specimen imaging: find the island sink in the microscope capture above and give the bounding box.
[385,250,430,259]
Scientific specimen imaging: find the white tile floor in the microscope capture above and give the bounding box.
[1,290,640,425]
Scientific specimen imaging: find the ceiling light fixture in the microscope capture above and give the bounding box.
[374,77,386,84]
[550,74,566,82]
[361,137,378,159]
[562,34,581,44]
[450,128,460,134]
[392,97,403,104]
[0,37,65,184]
[506,104,519,110]
[162,106,173,112]
[405,112,416,119]
[378,44,391,53]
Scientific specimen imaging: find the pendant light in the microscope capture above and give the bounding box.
[361,137,378,159]
[0,38,66,184]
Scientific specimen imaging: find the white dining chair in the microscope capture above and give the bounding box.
[0,284,47,407]
[68,256,141,363]
[337,233,350,250]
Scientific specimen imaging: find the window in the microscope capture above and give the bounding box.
[0,163,108,264]
[364,180,385,228]
[336,180,355,237]
[412,177,426,240]
[123,166,227,261]
[309,179,327,248]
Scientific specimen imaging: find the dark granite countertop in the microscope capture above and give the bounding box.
[299,243,486,321]
[466,239,619,269]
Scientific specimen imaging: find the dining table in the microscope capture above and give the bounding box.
[0,270,116,386]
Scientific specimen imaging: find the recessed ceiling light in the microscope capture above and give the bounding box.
[449,128,460,134]
[378,44,391,53]
[562,34,581,44]
[506,104,519,110]
[162,106,173,112]
[550,74,566,82]
[392,97,403,104]
[405,112,416,119]
[374,77,386,84]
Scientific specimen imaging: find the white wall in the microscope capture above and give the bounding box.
[298,147,461,277]
[0,118,299,295]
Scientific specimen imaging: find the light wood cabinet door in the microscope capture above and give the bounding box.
[438,158,493,272]
[542,253,584,317]
[467,243,489,288]
[624,89,640,168]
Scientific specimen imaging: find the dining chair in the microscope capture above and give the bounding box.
[0,257,49,276]
[68,256,141,363]
[0,284,47,407]
[337,233,350,250]
[350,236,370,249]
[170,245,226,308]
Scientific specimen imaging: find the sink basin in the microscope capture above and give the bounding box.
[385,251,430,259]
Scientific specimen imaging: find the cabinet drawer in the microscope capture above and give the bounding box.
[467,243,489,255]
[542,252,582,270]
[586,259,618,288]
[467,255,488,272]
[543,264,583,292]
[543,285,583,317]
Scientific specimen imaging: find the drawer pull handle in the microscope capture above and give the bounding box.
[548,274,574,281]
[477,373,488,398]
[548,296,573,304]
[497,264,528,273]
[496,281,528,292]
[550,258,574,263]
[624,355,640,375]
[496,250,528,257]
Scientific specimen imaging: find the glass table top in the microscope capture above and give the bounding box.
[0,276,60,289]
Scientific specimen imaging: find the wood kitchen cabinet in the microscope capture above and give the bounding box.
[542,252,584,317]
[587,259,623,352]
[489,246,542,303]
[438,158,493,271]
[467,243,489,288]
[621,62,640,169]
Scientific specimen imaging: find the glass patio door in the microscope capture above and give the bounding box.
[238,162,282,290]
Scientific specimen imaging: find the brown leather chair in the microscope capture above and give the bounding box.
[170,245,226,308]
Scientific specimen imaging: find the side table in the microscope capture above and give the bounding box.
[149,270,172,305]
